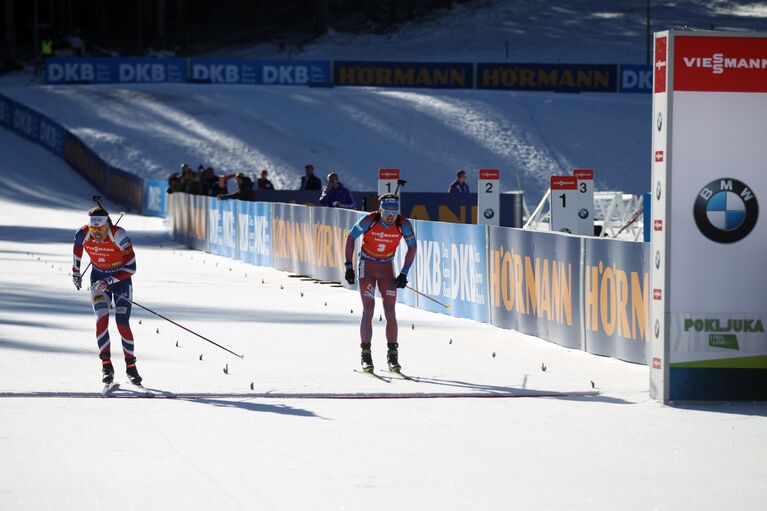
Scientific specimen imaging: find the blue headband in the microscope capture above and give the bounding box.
[380,198,399,212]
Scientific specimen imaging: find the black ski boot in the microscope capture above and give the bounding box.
[387,343,401,373]
[360,345,374,373]
[101,358,115,384]
[125,357,142,385]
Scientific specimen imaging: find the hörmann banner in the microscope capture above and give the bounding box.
[651,31,767,402]
[46,58,186,84]
[583,238,650,364]
[271,203,314,275]
[477,63,617,92]
[487,228,581,348]
[334,61,473,89]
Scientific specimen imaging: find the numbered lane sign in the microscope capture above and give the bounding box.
[478,168,500,225]
[550,175,578,234]
[573,168,594,235]
[378,168,400,196]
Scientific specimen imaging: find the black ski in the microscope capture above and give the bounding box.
[353,369,392,383]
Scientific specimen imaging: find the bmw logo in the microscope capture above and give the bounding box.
[694,178,758,243]
[656,181,662,201]
[578,208,589,219]
[654,319,660,338]
[656,112,663,132]
[655,250,661,270]
[483,208,495,219]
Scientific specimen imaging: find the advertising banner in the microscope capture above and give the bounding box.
[189,59,331,85]
[413,221,488,322]
[46,58,185,84]
[105,168,143,213]
[583,238,650,364]
[187,194,209,252]
[477,63,617,92]
[488,228,581,349]
[619,64,653,93]
[0,95,66,155]
[63,134,108,190]
[651,31,767,402]
[271,203,314,275]
[312,207,358,282]
[235,201,272,267]
[335,61,473,89]
[143,179,168,217]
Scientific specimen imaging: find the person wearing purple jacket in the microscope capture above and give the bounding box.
[448,169,470,193]
[319,172,356,209]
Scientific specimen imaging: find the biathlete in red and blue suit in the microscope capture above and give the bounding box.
[71,207,141,385]
[344,194,416,373]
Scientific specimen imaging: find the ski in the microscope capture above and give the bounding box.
[125,382,158,397]
[101,382,120,397]
[353,369,392,383]
[385,370,421,382]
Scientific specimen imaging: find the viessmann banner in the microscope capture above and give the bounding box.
[651,31,767,402]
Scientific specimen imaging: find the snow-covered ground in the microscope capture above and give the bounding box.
[2,2,767,509]
[2,120,766,511]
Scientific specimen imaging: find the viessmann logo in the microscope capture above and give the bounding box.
[683,53,767,75]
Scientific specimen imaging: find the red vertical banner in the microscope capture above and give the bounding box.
[655,36,667,93]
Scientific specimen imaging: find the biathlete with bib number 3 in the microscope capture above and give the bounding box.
[344,194,416,373]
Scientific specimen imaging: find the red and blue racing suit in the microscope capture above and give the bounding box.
[345,212,416,346]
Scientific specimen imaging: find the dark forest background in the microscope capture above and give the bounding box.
[2,0,460,69]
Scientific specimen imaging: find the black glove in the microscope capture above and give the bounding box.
[395,273,408,289]
[345,268,355,285]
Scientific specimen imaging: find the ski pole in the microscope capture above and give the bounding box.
[405,285,451,310]
[115,295,245,359]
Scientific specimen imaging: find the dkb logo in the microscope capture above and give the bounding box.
[694,178,758,243]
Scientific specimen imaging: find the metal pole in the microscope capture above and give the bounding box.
[115,295,245,359]
[646,0,651,66]
[405,286,451,310]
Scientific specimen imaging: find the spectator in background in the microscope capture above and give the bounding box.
[257,169,275,190]
[199,167,221,196]
[300,164,322,191]
[181,165,201,194]
[319,172,355,209]
[448,170,470,193]
[217,172,255,201]
[167,173,184,193]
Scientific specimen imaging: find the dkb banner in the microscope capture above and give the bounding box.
[583,238,650,364]
[413,221,488,322]
[46,58,185,84]
[143,179,167,217]
[236,201,272,267]
[488,228,581,349]
[271,203,313,275]
[190,59,331,85]
[207,198,237,259]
